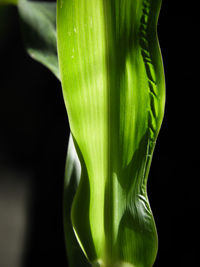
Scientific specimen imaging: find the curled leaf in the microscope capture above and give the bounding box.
[57,0,165,266]
[64,135,91,267]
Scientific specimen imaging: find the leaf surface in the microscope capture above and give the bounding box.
[18,0,59,79]
[1,1,83,265]
[0,0,59,78]
[17,1,86,265]
[57,0,165,267]
[64,135,91,267]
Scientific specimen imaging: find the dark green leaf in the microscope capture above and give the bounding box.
[64,135,91,267]
[18,0,60,79]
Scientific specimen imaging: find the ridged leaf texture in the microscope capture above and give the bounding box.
[1,0,165,266]
[57,0,165,267]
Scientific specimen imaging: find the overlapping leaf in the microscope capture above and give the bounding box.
[0,1,88,266]
[0,0,59,78]
[18,0,59,79]
[64,135,91,267]
[1,0,165,266]
[57,0,165,266]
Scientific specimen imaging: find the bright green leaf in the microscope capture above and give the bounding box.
[57,0,165,267]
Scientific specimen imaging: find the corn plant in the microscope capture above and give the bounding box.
[0,0,165,266]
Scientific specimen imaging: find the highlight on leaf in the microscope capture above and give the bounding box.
[57,0,165,266]
[0,0,165,266]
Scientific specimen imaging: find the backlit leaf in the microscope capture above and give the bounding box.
[57,0,165,266]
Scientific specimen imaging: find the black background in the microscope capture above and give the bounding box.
[0,1,198,266]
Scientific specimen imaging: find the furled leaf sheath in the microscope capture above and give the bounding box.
[1,0,165,266]
[57,0,165,266]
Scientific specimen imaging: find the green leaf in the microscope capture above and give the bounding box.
[64,135,91,267]
[17,1,86,265]
[1,1,86,265]
[18,0,60,79]
[57,0,165,267]
[0,0,59,79]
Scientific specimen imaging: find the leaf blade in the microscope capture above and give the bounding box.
[18,0,60,79]
[57,0,165,266]
[64,135,91,267]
